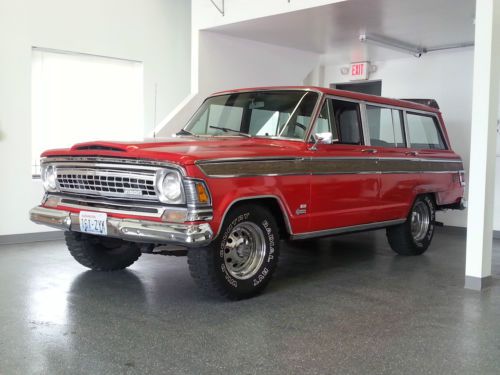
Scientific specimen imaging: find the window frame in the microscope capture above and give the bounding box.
[305,93,449,151]
[364,103,407,149]
[404,111,449,151]
[184,89,323,142]
[309,95,366,145]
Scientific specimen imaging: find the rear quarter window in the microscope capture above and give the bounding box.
[407,112,446,150]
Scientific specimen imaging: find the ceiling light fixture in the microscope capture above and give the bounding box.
[359,33,424,57]
[359,33,474,58]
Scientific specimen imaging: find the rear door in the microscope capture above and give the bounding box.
[364,104,418,221]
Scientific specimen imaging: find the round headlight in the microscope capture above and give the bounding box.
[41,165,58,192]
[157,171,182,203]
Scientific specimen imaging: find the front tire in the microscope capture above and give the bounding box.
[65,232,141,271]
[187,204,280,300]
[386,195,436,256]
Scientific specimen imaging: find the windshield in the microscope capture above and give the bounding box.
[183,90,319,140]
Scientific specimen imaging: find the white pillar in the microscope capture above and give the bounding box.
[465,0,500,290]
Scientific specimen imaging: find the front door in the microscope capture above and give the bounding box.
[308,98,382,232]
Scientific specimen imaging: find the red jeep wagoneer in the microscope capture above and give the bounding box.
[30,87,465,299]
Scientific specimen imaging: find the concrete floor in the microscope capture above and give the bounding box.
[0,228,499,375]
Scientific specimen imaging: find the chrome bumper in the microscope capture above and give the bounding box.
[29,206,213,247]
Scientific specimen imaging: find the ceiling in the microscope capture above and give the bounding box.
[209,0,476,64]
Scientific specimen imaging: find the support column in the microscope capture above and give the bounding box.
[465,0,500,290]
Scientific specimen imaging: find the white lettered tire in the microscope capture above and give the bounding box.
[187,204,280,300]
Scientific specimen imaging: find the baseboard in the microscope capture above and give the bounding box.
[438,225,467,234]
[0,231,64,245]
[464,275,493,291]
[439,225,500,239]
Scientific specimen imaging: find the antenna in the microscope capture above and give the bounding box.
[153,83,158,140]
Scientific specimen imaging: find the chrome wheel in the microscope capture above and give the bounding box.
[410,201,431,242]
[223,222,266,280]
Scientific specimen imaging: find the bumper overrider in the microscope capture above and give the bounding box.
[29,206,213,247]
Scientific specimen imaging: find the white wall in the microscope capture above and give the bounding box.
[0,0,191,236]
[157,31,321,135]
[323,48,476,228]
[153,0,342,136]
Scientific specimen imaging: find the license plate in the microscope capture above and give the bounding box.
[79,211,107,236]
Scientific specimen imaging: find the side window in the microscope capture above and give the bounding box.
[312,99,339,140]
[407,113,446,150]
[366,105,406,147]
[331,99,362,144]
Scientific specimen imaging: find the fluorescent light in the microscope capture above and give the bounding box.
[359,33,474,58]
[359,33,424,57]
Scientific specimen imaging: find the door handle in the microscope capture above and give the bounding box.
[405,151,419,156]
[361,148,378,154]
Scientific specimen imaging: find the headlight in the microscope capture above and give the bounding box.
[156,170,183,204]
[41,164,58,192]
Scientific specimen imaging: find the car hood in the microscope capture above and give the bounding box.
[41,137,306,165]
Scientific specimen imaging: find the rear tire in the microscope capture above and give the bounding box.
[386,195,436,256]
[187,204,280,300]
[65,232,141,271]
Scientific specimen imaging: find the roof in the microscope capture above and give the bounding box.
[211,86,441,114]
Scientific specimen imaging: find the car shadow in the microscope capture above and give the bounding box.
[271,230,384,289]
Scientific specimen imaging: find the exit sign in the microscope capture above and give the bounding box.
[350,62,370,81]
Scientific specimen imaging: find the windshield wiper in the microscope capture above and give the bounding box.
[176,128,197,137]
[209,125,251,137]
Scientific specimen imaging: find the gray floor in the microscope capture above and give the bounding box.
[0,228,499,375]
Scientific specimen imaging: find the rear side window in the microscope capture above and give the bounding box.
[407,113,446,150]
[366,105,405,147]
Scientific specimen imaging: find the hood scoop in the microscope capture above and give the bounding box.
[71,141,129,152]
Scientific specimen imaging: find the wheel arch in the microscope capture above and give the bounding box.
[216,196,292,239]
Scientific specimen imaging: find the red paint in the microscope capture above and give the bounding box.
[40,86,464,238]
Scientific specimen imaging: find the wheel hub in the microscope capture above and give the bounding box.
[223,222,266,280]
[410,201,431,242]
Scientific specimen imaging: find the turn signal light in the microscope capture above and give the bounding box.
[162,209,188,223]
[195,182,209,204]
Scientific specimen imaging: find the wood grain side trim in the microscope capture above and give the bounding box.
[196,157,463,178]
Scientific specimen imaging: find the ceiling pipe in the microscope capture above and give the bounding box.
[360,33,474,58]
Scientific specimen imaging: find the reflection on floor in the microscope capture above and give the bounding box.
[0,228,499,374]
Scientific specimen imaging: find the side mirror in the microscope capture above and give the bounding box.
[313,132,334,145]
[310,132,337,150]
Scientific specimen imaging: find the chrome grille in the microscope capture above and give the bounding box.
[56,168,158,201]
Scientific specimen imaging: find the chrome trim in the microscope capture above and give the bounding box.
[291,219,406,240]
[198,155,461,164]
[405,110,450,150]
[196,156,303,164]
[216,195,293,238]
[183,178,213,208]
[306,93,443,150]
[184,89,323,143]
[56,167,159,201]
[402,110,412,148]
[210,87,324,98]
[29,206,213,246]
[304,91,325,143]
[41,156,186,176]
[55,195,165,218]
[360,102,370,146]
[46,194,214,222]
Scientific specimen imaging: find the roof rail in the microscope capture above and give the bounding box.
[400,99,440,110]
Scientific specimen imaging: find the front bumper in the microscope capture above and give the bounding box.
[29,206,213,246]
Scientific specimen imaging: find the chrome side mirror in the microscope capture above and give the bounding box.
[310,132,334,150]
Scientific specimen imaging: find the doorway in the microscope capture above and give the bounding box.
[331,80,382,96]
